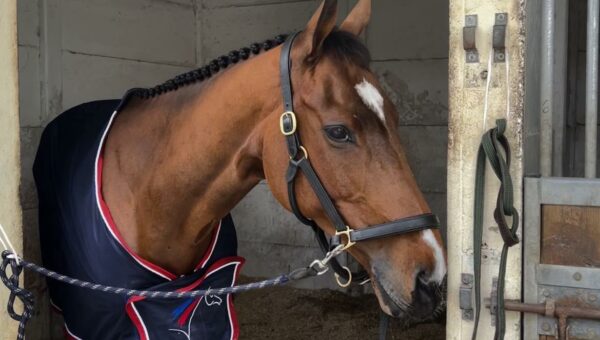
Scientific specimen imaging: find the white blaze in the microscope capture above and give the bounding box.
[421,229,446,283]
[355,78,386,122]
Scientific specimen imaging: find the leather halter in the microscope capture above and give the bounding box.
[279,32,440,285]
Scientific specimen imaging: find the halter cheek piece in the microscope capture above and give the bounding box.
[279,32,441,286]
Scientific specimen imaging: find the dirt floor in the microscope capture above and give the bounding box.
[235,277,446,340]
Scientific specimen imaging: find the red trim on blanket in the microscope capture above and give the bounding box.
[195,220,222,271]
[229,258,243,340]
[94,110,223,280]
[178,256,245,293]
[125,296,149,340]
[125,257,244,340]
[96,154,177,281]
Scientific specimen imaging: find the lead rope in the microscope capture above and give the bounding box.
[0,243,346,340]
[471,119,520,340]
[379,312,390,340]
[471,25,518,339]
[471,53,519,340]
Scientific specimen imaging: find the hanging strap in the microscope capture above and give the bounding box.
[472,119,519,340]
[378,312,390,340]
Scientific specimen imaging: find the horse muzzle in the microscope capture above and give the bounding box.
[373,271,445,322]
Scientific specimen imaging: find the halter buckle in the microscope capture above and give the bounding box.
[335,226,356,251]
[280,111,297,136]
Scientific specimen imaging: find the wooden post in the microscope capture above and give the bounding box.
[0,0,23,339]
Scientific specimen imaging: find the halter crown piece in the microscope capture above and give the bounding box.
[279,32,441,286]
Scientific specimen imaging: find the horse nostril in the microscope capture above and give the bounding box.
[418,269,434,284]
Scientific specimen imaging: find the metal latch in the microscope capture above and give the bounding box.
[493,13,508,62]
[460,273,474,320]
[489,278,498,325]
[463,15,479,63]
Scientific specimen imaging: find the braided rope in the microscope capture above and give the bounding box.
[0,250,322,340]
[0,255,34,340]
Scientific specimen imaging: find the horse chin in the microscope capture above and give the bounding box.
[372,277,409,319]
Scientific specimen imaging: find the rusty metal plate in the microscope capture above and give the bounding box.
[541,205,600,267]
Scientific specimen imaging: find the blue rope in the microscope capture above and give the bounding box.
[0,250,319,340]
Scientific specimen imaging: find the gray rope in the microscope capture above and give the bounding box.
[0,250,321,340]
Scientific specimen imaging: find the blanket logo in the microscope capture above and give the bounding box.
[204,294,223,307]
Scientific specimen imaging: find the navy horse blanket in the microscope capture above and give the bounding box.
[33,99,243,339]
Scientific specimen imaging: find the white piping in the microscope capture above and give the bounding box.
[94,110,173,281]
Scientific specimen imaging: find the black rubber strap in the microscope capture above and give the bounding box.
[295,158,347,232]
[286,161,313,226]
[472,119,519,340]
[345,213,439,243]
[280,33,302,159]
[379,312,390,340]
[280,32,347,233]
[287,158,368,282]
[278,32,439,286]
[280,32,297,113]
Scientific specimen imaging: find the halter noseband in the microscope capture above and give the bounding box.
[279,32,440,286]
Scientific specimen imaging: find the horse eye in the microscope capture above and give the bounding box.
[324,125,352,143]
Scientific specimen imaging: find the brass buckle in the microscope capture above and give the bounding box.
[335,226,356,251]
[280,111,297,136]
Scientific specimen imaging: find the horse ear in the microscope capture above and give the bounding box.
[302,0,338,62]
[340,0,371,36]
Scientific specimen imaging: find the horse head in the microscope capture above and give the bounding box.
[261,0,447,320]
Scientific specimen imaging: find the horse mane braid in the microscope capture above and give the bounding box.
[132,34,289,99]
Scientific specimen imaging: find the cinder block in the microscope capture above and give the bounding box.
[398,125,448,194]
[201,1,320,60]
[62,0,196,66]
[162,0,193,5]
[18,0,39,47]
[232,183,317,247]
[61,52,190,110]
[20,128,43,210]
[202,0,310,9]
[367,0,448,60]
[372,60,448,126]
[19,46,42,127]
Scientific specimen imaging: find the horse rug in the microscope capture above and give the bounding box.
[33,99,244,340]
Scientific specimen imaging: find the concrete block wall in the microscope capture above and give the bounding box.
[17,0,448,337]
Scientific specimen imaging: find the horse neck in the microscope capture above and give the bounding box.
[103,49,281,273]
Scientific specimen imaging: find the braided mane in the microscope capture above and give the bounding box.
[129,30,369,101]
[131,34,289,100]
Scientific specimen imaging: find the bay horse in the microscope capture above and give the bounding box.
[33,0,446,338]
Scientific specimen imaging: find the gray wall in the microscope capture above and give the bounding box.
[17,0,448,337]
